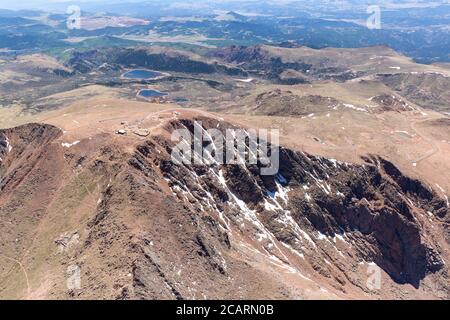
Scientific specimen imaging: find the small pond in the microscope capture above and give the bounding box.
[123,69,163,80]
[138,89,168,98]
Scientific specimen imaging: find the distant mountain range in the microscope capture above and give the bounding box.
[0,2,449,63]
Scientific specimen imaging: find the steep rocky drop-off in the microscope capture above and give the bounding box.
[0,115,449,300]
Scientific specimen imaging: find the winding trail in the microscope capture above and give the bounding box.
[0,253,30,296]
[410,116,441,165]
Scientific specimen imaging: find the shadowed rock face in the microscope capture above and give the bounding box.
[280,152,446,287]
[0,132,8,161]
[0,120,448,299]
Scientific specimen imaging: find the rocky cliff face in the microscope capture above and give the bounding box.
[151,118,448,289]
[0,118,449,299]
[0,132,9,163]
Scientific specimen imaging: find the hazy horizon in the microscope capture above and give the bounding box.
[1,0,449,12]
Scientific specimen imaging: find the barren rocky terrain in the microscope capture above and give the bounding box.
[0,43,449,300]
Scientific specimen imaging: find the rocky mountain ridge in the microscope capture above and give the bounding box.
[0,116,449,299]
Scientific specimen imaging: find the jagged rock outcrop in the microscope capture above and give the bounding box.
[149,118,448,289]
[0,132,10,163]
[369,94,414,113]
